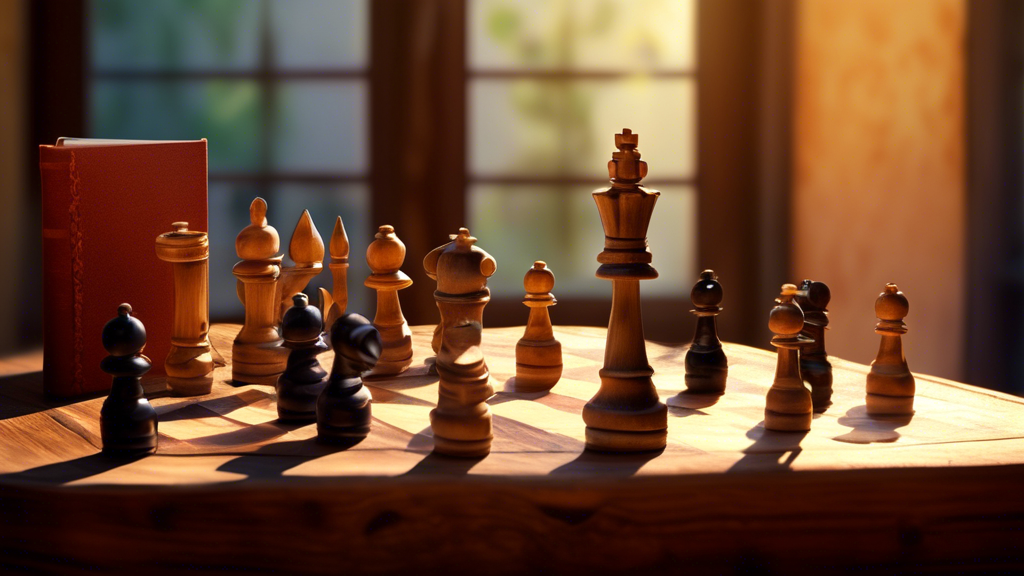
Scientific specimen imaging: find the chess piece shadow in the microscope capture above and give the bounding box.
[550,447,664,477]
[833,405,913,444]
[403,452,482,476]
[216,437,353,481]
[728,422,808,473]
[186,420,305,449]
[0,452,146,485]
[667,389,721,412]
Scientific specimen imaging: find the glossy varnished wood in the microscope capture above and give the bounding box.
[0,324,1023,573]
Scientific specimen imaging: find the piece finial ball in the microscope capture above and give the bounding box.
[691,269,723,308]
[366,224,406,274]
[875,283,909,321]
[769,284,803,336]
[236,197,280,260]
[103,303,147,356]
[524,261,555,294]
[281,292,323,344]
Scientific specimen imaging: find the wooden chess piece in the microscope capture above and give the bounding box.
[317,313,381,443]
[423,235,455,356]
[275,210,325,325]
[100,303,158,456]
[795,279,833,412]
[365,225,413,376]
[426,228,496,457]
[765,284,814,432]
[866,283,915,416]
[514,261,562,392]
[583,129,667,453]
[232,198,288,385]
[319,216,350,329]
[277,294,330,422]
[155,222,214,396]
[680,269,728,396]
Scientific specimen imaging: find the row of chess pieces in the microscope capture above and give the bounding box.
[98,128,915,457]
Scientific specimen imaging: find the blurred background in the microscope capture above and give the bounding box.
[1,0,1020,395]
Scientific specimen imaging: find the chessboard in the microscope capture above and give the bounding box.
[0,324,1022,573]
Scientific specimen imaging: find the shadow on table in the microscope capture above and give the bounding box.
[550,447,665,477]
[0,452,144,485]
[0,370,105,422]
[402,452,483,476]
[217,437,355,480]
[833,405,913,444]
[667,390,721,418]
[728,422,808,473]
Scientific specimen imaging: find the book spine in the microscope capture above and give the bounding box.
[40,150,81,397]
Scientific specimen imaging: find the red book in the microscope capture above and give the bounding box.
[39,139,208,398]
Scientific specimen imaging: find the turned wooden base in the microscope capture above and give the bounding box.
[764,409,812,432]
[513,363,563,393]
[865,393,915,416]
[585,426,667,453]
[167,375,213,397]
[232,341,287,386]
[430,433,493,458]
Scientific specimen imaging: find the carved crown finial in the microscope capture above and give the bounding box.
[236,197,280,260]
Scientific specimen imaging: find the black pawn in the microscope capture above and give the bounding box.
[795,279,833,412]
[683,270,728,395]
[317,313,382,443]
[277,293,330,422]
[100,303,157,456]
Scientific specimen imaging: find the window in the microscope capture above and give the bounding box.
[467,0,697,298]
[88,0,372,319]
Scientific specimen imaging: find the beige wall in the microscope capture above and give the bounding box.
[793,0,965,380]
[0,0,26,354]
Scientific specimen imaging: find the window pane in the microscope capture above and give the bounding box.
[271,183,372,318]
[271,81,367,173]
[469,0,695,71]
[90,80,263,171]
[269,0,368,69]
[469,184,695,298]
[90,0,261,71]
[469,78,695,178]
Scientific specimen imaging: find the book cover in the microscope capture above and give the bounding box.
[39,139,208,398]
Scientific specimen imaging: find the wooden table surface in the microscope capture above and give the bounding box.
[0,324,1022,574]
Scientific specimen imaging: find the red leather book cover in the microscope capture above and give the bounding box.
[39,139,208,398]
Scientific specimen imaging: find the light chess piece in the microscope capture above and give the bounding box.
[514,261,562,393]
[426,228,496,458]
[232,197,288,385]
[423,235,456,356]
[277,294,330,422]
[765,284,814,432]
[680,269,728,396]
[274,210,324,325]
[583,129,667,453]
[317,313,381,443]
[155,222,214,397]
[866,283,915,416]
[100,304,158,456]
[319,216,350,329]
[365,225,413,376]
[795,279,833,412]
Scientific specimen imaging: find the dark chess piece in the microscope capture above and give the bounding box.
[277,294,330,422]
[866,283,915,416]
[99,303,158,456]
[316,313,382,443]
[795,279,833,412]
[681,270,728,395]
[764,285,814,432]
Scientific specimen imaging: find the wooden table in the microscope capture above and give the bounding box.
[0,324,1022,574]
